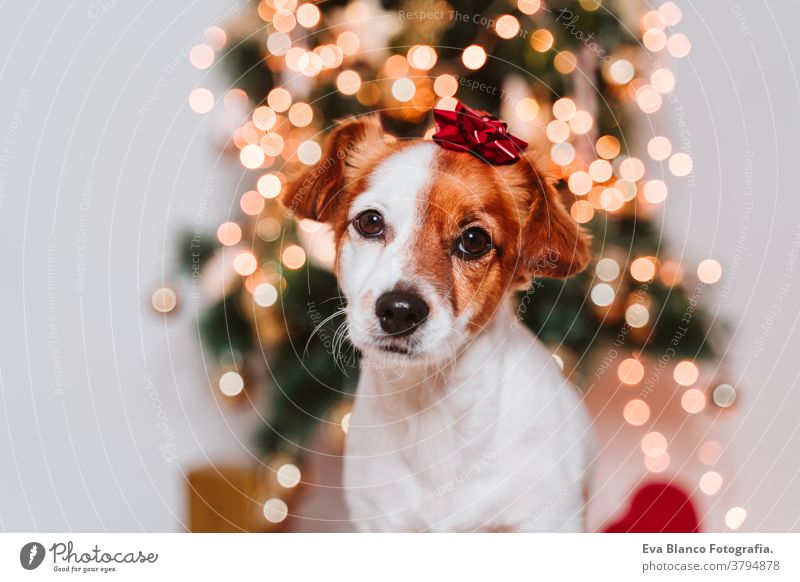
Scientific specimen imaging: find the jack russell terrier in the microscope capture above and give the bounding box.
[281,103,593,532]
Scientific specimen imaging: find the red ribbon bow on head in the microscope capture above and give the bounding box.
[432,101,528,165]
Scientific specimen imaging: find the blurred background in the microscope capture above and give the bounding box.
[0,0,799,533]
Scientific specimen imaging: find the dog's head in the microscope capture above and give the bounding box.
[281,116,590,364]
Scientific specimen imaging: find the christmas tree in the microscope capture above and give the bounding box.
[167,0,737,528]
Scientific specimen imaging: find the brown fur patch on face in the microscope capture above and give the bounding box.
[411,150,526,332]
[411,148,590,333]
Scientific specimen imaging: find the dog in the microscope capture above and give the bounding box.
[281,111,592,532]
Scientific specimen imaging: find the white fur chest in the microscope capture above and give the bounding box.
[343,305,591,532]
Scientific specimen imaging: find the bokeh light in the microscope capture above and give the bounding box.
[618,358,645,385]
[624,399,651,426]
[674,360,699,386]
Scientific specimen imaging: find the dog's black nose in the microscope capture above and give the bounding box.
[375,291,430,337]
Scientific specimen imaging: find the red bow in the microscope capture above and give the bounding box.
[432,101,528,165]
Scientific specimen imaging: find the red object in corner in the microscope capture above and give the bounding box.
[603,482,700,533]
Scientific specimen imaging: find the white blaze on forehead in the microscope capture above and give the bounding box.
[344,142,436,293]
[348,142,436,225]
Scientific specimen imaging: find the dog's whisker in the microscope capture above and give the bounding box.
[303,308,347,358]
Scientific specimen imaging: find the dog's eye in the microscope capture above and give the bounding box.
[353,209,384,238]
[455,227,492,259]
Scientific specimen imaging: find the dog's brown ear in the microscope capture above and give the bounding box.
[280,116,386,223]
[513,153,591,281]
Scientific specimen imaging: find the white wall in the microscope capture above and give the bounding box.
[660,2,800,531]
[0,0,256,531]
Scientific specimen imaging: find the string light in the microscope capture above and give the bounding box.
[219,371,244,396]
[217,222,243,246]
[257,173,282,198]
[599,188,624,211]
[296,3,320,28]
[667,33,692,58]
[698,440,722,465]
[589,159,613,183]
[189,45,215,69]
[276,463,302,488]
[257,218,282,242]
[697,259,722,284]
[713,383,737,408]
[641,432,668,457]
[554,51,577,74]
[240,144,266,169]
[336,70,361,95]
[596,258,620,281]
[590,283,615,306]
[651,68,676,93]
[203,26,227,50]
[609,60,634,84]
[433,74,457,98]
[725,507,747,530]
[596,135,621,159]
[645,452,670,473]
[261,132,285,157]
[263,498,289,523]
[462,45,487,69]
[267,88,292,112]
[495,15,520,39]
[569,111,593,134]
[568,171,592,196]
[546,120,570,143]
[636,85,662,113]
[643,180,668,204]
[282,245,306,269]
[659,2,683,26]
[700,471,723,495]
[515,98,539,121]
[625,303,650,328]
[241,190,265,215]
[267,32,291,56]
[408,45,437,70]
[669,152,693,176]
[224,89,248,109]
[337,31,360,55]
[151,287,178,313]
[340,412,351,434]
[273,9,296,33]
[674,360,699,386]
[288,102,313,127]
[571,201,595,224]
[297,140,322,165]
[647,136,672,160]
[642,11,665,31]
[189,88,214,113]
[392,77,416,102]
[530,29,553,52]
[620,157,645,181]
[681,388,706,413]
[659,260,684,286]
[630,257,657,282]
[618,358,645,385]
[234,252,258,276]
[643,28,667,52]
[553,98,576,120]
[517,0,540,15]
[253,106,277,131]
[623,399,650,426]
[550,143,575,166]
[254,283,279,307]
